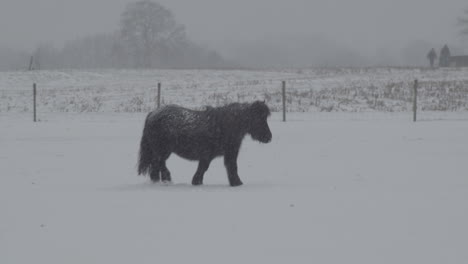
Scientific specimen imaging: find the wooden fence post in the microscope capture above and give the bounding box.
[282,81,286,122]
[157,82,161,109]
[413,79,418,122]
[33,83,37,122]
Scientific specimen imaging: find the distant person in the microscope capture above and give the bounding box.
[439,44,451,67]
[427,48,437,68]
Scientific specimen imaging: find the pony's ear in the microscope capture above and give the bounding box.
[251,100,263,109]
[252,100,265,106]
[250,100,270,116]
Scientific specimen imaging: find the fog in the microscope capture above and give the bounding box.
[1,0,467,68]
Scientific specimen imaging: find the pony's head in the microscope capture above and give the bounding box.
[246,101,272,143]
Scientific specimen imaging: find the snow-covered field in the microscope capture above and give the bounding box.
[1,112,468,264]
[1,67,468,114]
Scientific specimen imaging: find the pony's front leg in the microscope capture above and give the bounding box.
[224,150,242,187]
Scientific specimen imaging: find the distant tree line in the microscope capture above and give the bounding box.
[25,1,228,70]
[31,34,226,70]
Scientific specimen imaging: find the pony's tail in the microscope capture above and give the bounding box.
[138,115,153,176]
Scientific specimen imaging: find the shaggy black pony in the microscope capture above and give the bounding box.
[138,101,272,186]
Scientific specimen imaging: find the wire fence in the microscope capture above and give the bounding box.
[1,76,468,122]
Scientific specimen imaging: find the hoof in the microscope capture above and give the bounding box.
[162,180,172,185]
[192,180,203,186]
[161,170,171,183]
[150,172,161,183]
[150,178,161,183]
[229,179,243,187]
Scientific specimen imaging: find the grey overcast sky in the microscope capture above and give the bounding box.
[1,0,467,61]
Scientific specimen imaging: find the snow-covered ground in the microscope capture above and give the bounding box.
[1,112,467,264]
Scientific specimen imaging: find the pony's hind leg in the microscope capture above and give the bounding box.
[160,161,171,183]
[149,156,161,182]
[160,152,172,183]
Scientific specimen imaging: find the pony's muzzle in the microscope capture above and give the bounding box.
[261,133,272,143]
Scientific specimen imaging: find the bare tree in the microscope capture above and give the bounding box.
[427,48,437,68]
[120,0,186,68]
